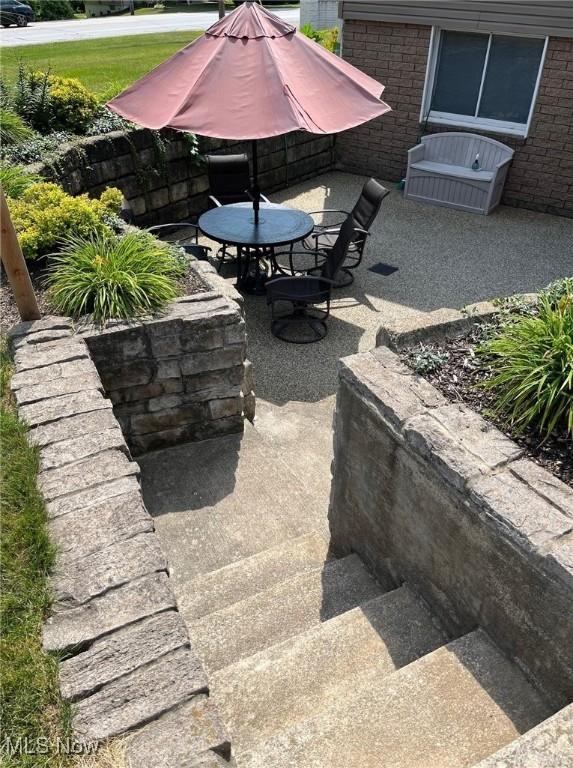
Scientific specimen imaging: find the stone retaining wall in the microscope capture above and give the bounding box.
[37,129,336,227]
[81,263,248,456]
[329,346,573,708]
[8,317,231,765]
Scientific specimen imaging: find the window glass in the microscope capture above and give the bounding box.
[431,31,489,116]
[478,35,545,123]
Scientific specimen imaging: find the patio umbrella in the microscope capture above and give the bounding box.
[108,1,391,224]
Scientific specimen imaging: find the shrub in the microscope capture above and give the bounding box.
[542,277,573,307]
[13,66,52,134]
[8,182,123,260]
[13,67,98,135]
[479,294,573,439]
[0,131,71,164]
[300,23,339,53]
[86,105,132,136]
[48,75,99,133]
[0,108,34,146]
[27,0,74,20]
[0,165,42,199]
[47,230,182,324]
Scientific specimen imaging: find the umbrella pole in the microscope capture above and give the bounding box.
[251,139,260,226]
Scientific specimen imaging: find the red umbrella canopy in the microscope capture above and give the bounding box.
[107,1,391,140]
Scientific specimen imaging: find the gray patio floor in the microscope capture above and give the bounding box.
[206,170,572,406]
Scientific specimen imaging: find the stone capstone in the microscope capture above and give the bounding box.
[125,696,231,768]
[51,533,167,607]
[38,448,139,502]
[49,491,153,563]
[59,611,190,701]
[72,647,208,742]
[43,572,176,652]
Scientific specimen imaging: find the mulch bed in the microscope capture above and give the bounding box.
[400,319,572,488]
[1,261,208,335]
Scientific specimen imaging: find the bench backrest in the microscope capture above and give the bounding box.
[421,132,514,170]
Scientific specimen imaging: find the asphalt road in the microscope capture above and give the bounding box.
[0,8,300,47]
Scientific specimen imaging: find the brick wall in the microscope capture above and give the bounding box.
[338,20,573,217]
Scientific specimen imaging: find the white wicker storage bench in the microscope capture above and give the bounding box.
[404,133,514,215]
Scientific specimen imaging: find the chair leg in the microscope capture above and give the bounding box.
[270,300,328,344]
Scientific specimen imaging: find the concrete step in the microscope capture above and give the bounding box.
[139,424,328,587]
[190,553,383,674]
[212,585,448,752]
[239,629,553,768]
[178,533,330,622]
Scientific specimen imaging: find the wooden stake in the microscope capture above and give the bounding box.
[0,186,41,322]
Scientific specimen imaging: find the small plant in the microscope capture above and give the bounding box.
[542,277,573,307]
[412,346,449,375]
[8,182,123,260]
[47,230,183,324]
[13,65,52,134]
[479,294,573,439]
[0,165,42,199]
[0,108,34,146]
[0,130,71,164]
[86,106,132,136]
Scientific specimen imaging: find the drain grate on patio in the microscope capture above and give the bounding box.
[368,262,399,276]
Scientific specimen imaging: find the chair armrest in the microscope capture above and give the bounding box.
[307,209,350,216]
[209,195,223,207]
[495,156,513,170]
[146,222,199,242]
[407,144,425,164]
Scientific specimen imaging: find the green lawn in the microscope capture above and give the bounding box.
[1,31,202,95]
[0,345,69,768]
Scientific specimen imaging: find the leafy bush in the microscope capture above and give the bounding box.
[480,294,573,438]
[47,230,182,324]
[0,108,34,146]
[86,105,132,136]
[542,277,573,307]
[27,0,74,20]
[8,182,123,260]
[13,66,52,134]
[300,23,339,53]
[0,131,71,164]
[13,67,98,134]
[48,75,99,133]
[0,165,42,199]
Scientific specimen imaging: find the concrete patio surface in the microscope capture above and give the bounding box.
[212,170,572,405]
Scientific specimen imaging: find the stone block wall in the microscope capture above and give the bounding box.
[329,346,573,708]
[338,21,573,217]
[37,129,335,227]
[7,316,230,764]
[81,282,247,456]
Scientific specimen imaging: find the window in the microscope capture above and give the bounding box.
[423,29,547,137]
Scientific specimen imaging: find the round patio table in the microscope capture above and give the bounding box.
[198,202,314,294]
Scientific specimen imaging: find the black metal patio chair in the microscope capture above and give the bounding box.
[119,200,210,261]
[266,215,358,344]
[206,153,270,271]
[304,178,389,271]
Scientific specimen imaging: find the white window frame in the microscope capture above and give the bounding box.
[420,27,548,138]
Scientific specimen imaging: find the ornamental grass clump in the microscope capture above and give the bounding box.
[47,230,183,324]
[479,291,573,440]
